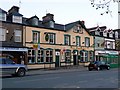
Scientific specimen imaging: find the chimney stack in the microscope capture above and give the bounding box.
[42,13,55,28]
[81,20,85,25]
[42,13,54,23]
[8,6,19,14]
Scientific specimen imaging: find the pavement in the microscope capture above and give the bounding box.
[27,65,88,76]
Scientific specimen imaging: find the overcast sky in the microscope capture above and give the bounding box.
[0,0,118,29]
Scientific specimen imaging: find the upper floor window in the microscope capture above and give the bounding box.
[0,28,6,41]
[13,15,22,23]
[45,33,55,44]
[0,13,6,21]
[73,24,82,33]
[106,41,115,49]
[103,30,107,37]
[33,31,40,43]
[85,37,90,47]
[109,31,113,38]
[49,33,55,44]
[64,35,71,45]
[14,30,22,42]
[115,31,118,39]
[76,36,81,46]
[32,18,39,26]
[49,21,54,28]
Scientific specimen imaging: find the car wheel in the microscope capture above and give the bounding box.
[17,68,26,77]
[97,67,100,71]
[107,66,110,70]
[88,68,92,71]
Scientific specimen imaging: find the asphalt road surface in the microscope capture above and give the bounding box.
[1,68,119,88]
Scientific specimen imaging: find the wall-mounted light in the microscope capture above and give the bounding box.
[6,30,9,34]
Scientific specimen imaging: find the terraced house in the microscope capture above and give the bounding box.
[23,13,94,69]
[0,6,94,69]
[0,6,27,64]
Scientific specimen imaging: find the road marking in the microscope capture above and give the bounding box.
[14,77,61,83]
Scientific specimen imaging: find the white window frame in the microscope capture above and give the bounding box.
[33,32,39,43]
[76,36,80,46]
[49,21,54,28]
[0,28,6,41]
[14,30,22,42]
[115,31,118,39]
[65,35,70,45]
[48,33,55,44]
[32,18,38,26]
[103,30,107,37]
[13,15,22,23]
[109,31,113,38]
[0,13,6,21]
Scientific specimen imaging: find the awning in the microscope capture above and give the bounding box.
[0,47,28,52]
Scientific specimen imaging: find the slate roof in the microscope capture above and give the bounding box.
[0,7,95,35]
[0,8,7,13]
[87,26,107,31]
[9,12,23,16]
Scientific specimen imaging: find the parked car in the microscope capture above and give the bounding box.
[88,61,110,71]
[0,57,27,77]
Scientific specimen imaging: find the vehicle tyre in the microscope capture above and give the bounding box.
[107,66,110,70]
[88,68,92,71]
[97,67,100,71]
[17,68,26,77]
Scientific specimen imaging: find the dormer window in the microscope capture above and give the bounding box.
[109,30,113,38]
[115,31,118,39]
[32,18,38,26]
[103,30,107,37]
[0,13,6,21]
[13,15,22,23]
[95,27,101,35]
[49,21,54,28]
[73,24,82,33]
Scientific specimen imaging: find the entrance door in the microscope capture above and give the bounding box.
[73,55,77,65]
[55,56,60,67]
[55,51,60,67]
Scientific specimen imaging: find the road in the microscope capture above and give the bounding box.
[1,68,119,88]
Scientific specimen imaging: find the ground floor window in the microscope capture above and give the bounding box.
[65,50,71,63]
[28,49,36,63]
[45,49,53,63]
[80,50,88,62]
[37,49,44,63]
[89,51,94,61]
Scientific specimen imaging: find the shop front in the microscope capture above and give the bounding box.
[0,47,28,64]
[95,50,119,68]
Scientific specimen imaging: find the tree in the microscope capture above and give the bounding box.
[89,0,120,15]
